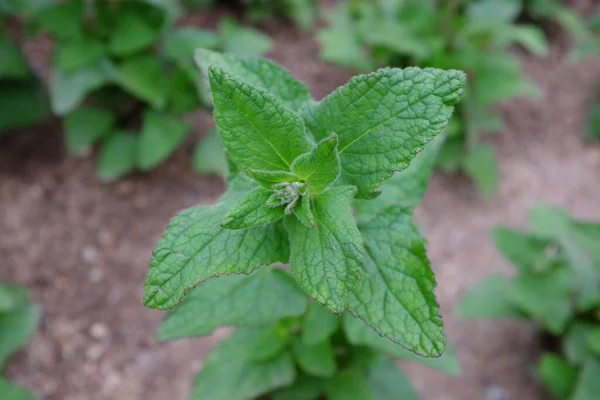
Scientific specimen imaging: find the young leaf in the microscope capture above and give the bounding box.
[291,133,341,194]
[325,368,374,400]
[343,314,461,375]
[97,131,138,181]
[246,169,299,190]
[454,274,519,319]
[367,357,419,400]
[64,107,115,155]
[536,353,578,400]
[194,48,312,111]
[222,186,285,229]
[208,66,312,172]
[285,186,363,313]
[572,359,600,400]
[293,194,316,229]
[156,269,306,340]
[115,56,167,109]
[0,378,36,400]
[190,328,295,400]
[302,301,339,346]
[302,67,466,198]
[136,111,190,170]
[108,12,159,56]
[349,206,445,357]
[193,129,228,178]
[143,187,290,309]
[292,338,337,377]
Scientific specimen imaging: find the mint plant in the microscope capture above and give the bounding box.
[318,0,549,198]
[0,283,39,400]
[143,49,466,398]
[456,205,600,400]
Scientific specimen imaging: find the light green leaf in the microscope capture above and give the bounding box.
[466,0,521,23]
[115,56,167,109]
[463,144,498,200]
[293,194,316,229]
[190,328,295,400]
[343,314,461,375]
[0,284,29,313]
[218,18,272,57]
[302,67,466,198]
[222,186,285,229]
[194,49,312,111]
[325,368,373,400]
[302,301,339,345]
[246,325,291,361]
[349,206,444,357]
[208,65,312,172]
[455,274,520,319]
[0,303,39,367]
[292,338,337,377]
[272,373,323,400]
[0,378,37,400]
[136,111,190,170]
[193,129,228,178]
[572,358,600,400]
[291,133,340,194]
[492,227,558,274]
[97,131,138,181]
[368,357,419,400]
[50,59,114,115]
[536,353,578,400]
[246,169,299,189]
[56,38,106,73]
[108,12,159,56]
[64,107,115,154]
[156,268,306,340]
[0,37,29,79]
[164,27,219,61]
[285,186,363,313]
[143,186,290,309]
[563,323,597,365]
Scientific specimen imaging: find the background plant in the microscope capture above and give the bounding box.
[456,205,600,400]
[317,0,557,198]
[0,283,39,400]
[142,50,466,398]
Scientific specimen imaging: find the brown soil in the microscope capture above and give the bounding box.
[3,7,600,400]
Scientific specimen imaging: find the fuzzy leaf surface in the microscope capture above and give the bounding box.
[285,186,363,313]
[222,186,285,230]
[302,67,465,198]
[156,269,306,340]
[144,183,290,309]
[348,206,445,356]
[246,169,299,189]
[291,133,341,194]
[209,66,312,172]
[294,194,316,229]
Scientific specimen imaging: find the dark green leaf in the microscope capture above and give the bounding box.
[56,38,106,73]
[325,368,373,400]
[536,352,578,400]
[292,338,337,377]
[115,56,167,109]
[108,12,160,56]
[0,37,29,79]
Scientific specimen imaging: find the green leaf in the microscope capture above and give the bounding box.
[292,338,337,377]
[156,268,306,340]
[586,102,600,140]
[0,37,29,79]
[64,107,115,155]
[193,129,228,178]
[56,38,106,73]
[108,12,160,56]
[291,133,341,194]
[572,358,600,400]
[302,301,339,345]
[218,18,272,57]
[285,186,363,313]
[190,328,295,400]
[272,373,323,400]
[0,378,37,400]
[302,67,466,198]
[208,65,312,172]
[0,284,29,313]
[349,206,444,357]
[246,169,299,189]
[97,131,138,181]
[293,194,316,229]
[536,353,578,400]
[463,144,498,200]
[136,111,190,170]
[36,0,82,40]
[143,185,290,309]
[115,56,167,109]
[563,323,597,365]
[0,303,39,367]
[222,186,285,229]
[455,274,521,318]
[466,0,521,23]
[50,59,114,115]
[164,27,219,61]
[325,368,373,400]
[194,48,312,111]
[367,357,419,400]
[246,325,291,361]
[0,79,49,130]
[343,314,461,375]
[492,227,558,274]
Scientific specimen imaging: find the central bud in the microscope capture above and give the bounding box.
[265,182,307,215]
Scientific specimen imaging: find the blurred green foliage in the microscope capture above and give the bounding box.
[456,205,600,400]
[0,283,39,400]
